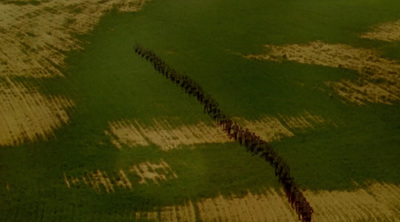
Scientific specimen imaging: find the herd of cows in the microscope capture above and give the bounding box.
[133,44,314,222]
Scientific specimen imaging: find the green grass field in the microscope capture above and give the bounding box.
[1,0,400,220]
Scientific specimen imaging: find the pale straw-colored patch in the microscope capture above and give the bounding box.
[135,211,159,221]
[134,182,400,221]
[106,113,327,150]
[305,182,400,221]
[64,160,177,192]
[0,0,147,78]
[89,170,115,193]
[159,201,197,222]
[361,20,400,42]
[279,111,326,130]
[63,173,71,188]
[0,0,147,146]
[327,79,399,105]
[113,169,133,190]
[197,189,297,221]
[234,112,327,142]
[245,41,400,105]
[65,170,118,193]
[129,159,178,185]
[106,119,230,150]
[0,78,74,146]
[135,188,298,222]
[105,121,149,149]
[233,116,294,142]
[138,119,230,150]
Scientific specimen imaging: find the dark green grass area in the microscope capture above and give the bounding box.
[106,0,400,190]
[1,0,400,220]
[274,103,400,190]
[0,142,279,220]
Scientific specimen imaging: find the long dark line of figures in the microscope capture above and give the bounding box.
[133,44,314,222]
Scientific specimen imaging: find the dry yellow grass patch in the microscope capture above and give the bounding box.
[159,201,197,222]
[0,0,148,146]
[106,119,230,150]
[135,211,159,221]
[234,116,294,142]
[0,78,74,146]
[129,159,178,185]
[64,169,120,193]
[89,170,115,193]
[105,120,149,149]
[63,173,71,188]
[113,169,133,190]
[133,182,400,221]
[234,112,327,142]
[106,113,327,150]
[245,41,400,105]
[279,111,326,130]
[361,20,400,42]
[135,189,297,222]
[135,201,196,222]
[64,160,177,192]
[197,189,297,222]
[305,182,400,221]
[0,0,147,78]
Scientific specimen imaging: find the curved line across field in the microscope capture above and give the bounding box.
[133,45,313,220]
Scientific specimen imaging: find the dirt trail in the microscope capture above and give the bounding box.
[245,41,400,105]
[0,78,74,146]
[361,20,400,42]
[106,113,327,150]
[0,0,147,78]
[134,182,400,221]
[64,159,177,192]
